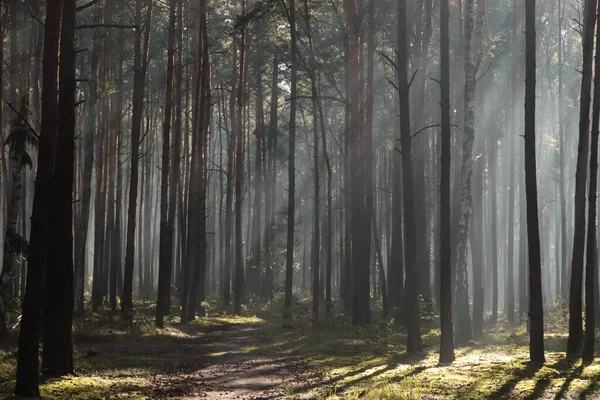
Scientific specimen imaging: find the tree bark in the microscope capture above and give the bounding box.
[156,0,176,328]
[525,0,545,363]
[122,0,152,320]
[15,0,61,395]
[398,0,420,351]
[583,0,600,360]
[43,0,76,375]
[283,0,297,324]
[439,0,455,363]
[567,0,597,358]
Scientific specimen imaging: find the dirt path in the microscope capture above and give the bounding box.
[149,325,324,399]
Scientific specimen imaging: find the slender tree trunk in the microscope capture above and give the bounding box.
[156,0,176,328]
[490,135,499,324]
[567,0,597,358]
[398,0,421,351]
[454,0,484,345]
[0,95,29,339]
[250,54,265,299]
[122,0,152,319]
[234,0,246,316]
[525,0,545,363]
[223,43,237,310]
[439,0,454,363]
[283,0,298,323]
[558,0,568,300]
[262,54,278,301]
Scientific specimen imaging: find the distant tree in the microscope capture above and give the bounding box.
[398,0,420,351]
[75,36,99,316]
[283,0,298,324]
[234,0,247,316]
[122,0,153,321]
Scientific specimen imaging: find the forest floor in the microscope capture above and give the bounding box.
[1,298,600,399]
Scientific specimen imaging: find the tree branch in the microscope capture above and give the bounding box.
[76,24,138,30]
[6,102,39,140]
[76,0,101,12]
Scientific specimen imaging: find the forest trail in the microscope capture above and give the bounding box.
[146,323,323,399]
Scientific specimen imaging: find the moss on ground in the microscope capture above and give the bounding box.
[243,299,600,399]
[1,297,600,399]
[0,299,263,399]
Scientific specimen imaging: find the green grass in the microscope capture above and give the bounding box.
[242,299,600,399]
[0,298,263,399]
[1,297,600,399]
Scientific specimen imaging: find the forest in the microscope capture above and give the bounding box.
[2,0,600,398]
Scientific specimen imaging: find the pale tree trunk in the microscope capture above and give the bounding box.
[489,135,498,324]
[0,95,29,339]
[558,0,568,300]
[454,0,484,345]
[74,37,99,316]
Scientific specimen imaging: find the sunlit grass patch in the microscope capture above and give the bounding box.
[0,375,150,400]
[41,376,149,399]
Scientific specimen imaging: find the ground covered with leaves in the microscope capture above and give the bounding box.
[1,298,600,399]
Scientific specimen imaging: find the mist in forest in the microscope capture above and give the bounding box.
[2,0,600,398]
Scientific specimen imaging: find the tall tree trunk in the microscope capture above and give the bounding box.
[249,54,264,299]
[122,0,152,320]
[74,37,99,316]
[156,0,176,328]
[558,0,568,300]
[283,0,297,323]
[222,43,237,310]
[454,0,484,345]
[398,0,421,351]
[15,0,61,394]
[506,3,519,322]
[261,54,278,301]
[43,0,76,374]
[525,0,545,363]
[234,0,246,316]
[583,0,600,360]
[567,0,597,358]
[489,135,499,324]
[439,0,455,363]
